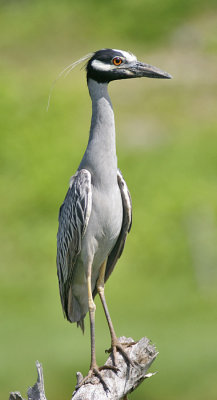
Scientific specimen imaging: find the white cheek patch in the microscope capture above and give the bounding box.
[91,59,114,71]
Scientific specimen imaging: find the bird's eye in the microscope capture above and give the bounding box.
[112,57,123,66]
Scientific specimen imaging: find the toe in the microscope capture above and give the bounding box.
[99,364,119,372]
[116,343,134,366]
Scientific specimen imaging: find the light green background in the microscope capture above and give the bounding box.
[1,1,217,399]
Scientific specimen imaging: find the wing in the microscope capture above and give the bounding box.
[93,169,132,298]
[56,169,92,318]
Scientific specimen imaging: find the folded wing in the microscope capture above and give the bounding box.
[57,169,92,319]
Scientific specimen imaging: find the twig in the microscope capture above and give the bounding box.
[9,361,47,400]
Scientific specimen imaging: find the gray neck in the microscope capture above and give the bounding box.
[79,78,117,186]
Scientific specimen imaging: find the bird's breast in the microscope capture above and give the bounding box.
[94,184,122,241]
[82,183,123,267]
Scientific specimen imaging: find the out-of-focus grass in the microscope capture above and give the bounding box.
[1,1,217,400]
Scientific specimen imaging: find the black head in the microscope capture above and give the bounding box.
[86,48,172,83]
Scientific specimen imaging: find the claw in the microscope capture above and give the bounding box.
[75,363,119,392]
[92,367,110,392]
[106,339,135,367]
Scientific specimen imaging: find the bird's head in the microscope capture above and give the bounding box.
[86,48,172,83]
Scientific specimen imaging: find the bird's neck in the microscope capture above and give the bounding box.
[80,79,117,185]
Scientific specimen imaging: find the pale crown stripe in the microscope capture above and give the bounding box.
[112,49,137,63]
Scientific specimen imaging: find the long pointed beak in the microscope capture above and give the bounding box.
[129,61,172,79]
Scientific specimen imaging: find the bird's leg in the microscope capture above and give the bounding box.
[97,260,134,367]
[87,263,97,371]
[76,261,110,391]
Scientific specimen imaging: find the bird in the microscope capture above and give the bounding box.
[56,48,171,387]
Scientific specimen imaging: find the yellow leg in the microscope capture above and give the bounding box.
[76,262,112,392]
[97,260,133,366]
[87,262,97,369]
[97,259,117,341]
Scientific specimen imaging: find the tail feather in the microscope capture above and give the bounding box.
[77,318,85,333]
[67,287,86,332]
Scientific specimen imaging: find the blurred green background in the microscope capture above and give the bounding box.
[1,0,217,399]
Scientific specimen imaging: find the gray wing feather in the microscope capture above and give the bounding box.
[93,169,132,298]
[57,169,92,318]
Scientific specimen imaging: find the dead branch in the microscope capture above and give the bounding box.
[9,336,157,400]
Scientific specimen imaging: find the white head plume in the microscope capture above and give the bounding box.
[47,52,93,111]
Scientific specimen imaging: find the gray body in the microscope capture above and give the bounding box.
[57,79,131,329]
[71,79,123,319]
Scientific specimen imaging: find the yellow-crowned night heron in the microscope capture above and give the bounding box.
[57,48,171,386]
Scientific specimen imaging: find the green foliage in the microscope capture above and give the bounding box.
[1,1,217,400]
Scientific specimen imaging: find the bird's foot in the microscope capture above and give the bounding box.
[106,338,136,367]
[75,364,118,392]
[75,366,108,391]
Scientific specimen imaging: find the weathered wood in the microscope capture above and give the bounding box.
[72,336,157,400]
[9,336,157,400]
[9,361,47,400]
[9,393,24,400]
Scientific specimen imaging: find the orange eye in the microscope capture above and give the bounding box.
[113,57,123,66]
